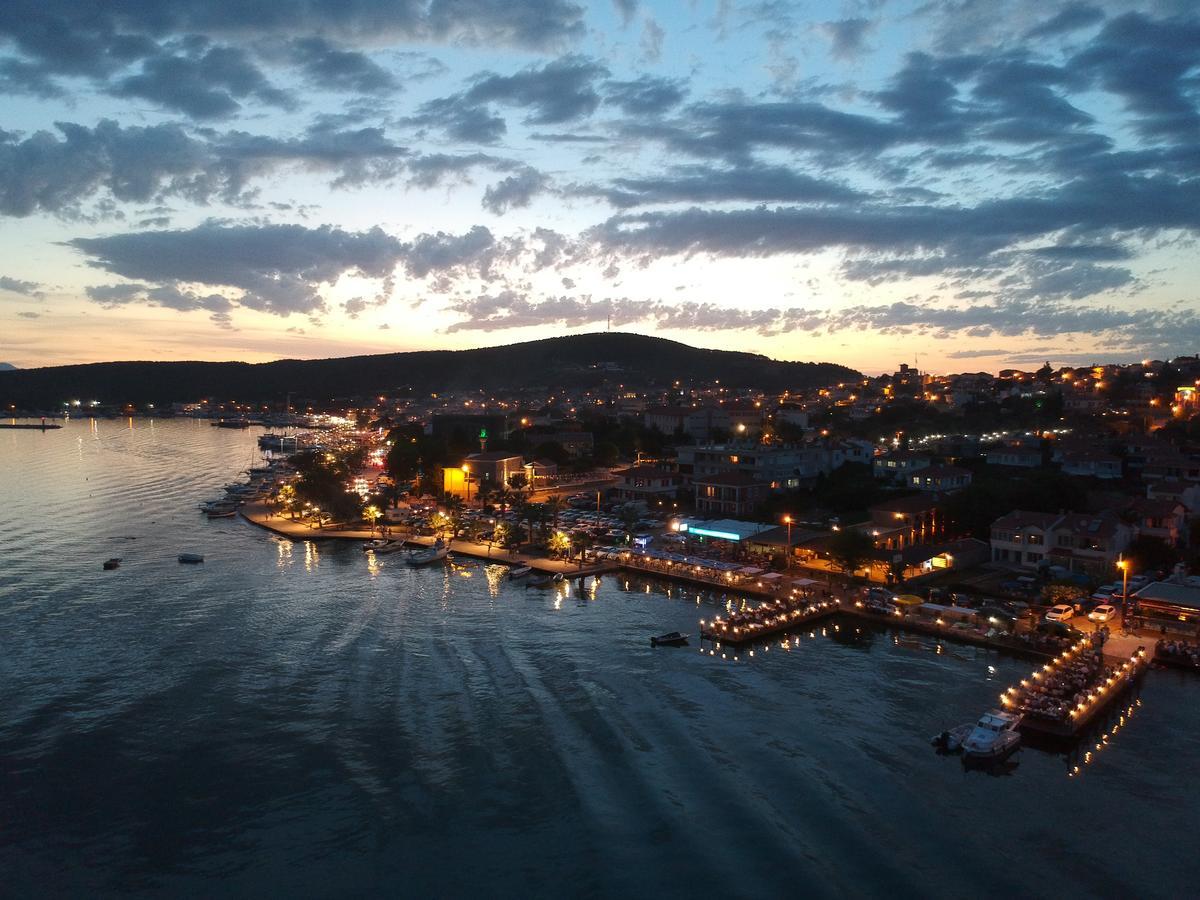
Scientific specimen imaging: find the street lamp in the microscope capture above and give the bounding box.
[783,514,793,571]
[1117,557,1130,625]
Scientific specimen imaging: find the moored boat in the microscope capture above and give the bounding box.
[961,710,1022,761]
[526,572,564,588]
[405,540,449,567]
[650,631,689,647]
[508,565,533,580]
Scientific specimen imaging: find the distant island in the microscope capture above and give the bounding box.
[0,333,859,407]
[0,362,17,371]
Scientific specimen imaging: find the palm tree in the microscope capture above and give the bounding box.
[544,494,566,532]
[618,504,641,543]
[493,486,514,517]
[571,531,593,568]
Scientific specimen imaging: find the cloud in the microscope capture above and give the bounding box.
[820,18,873,59]
[482,167,551,214]
[945,348,1013,358]
[112,43,294,119]
[288,37,399,95]
[640,17,665,63]
[410,95,508,143]
[0,275,44,297]
[403,225,497,279]
[1072,12,1200,141]
[604,76,686,114]
[0,119,416,217]
[73,222,407,316]
[0,0,587,88]
[585,163,863,208]
[1024,4,1105,39]
[463,55,609,124]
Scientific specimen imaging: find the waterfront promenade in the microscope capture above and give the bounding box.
[239,501,614,577]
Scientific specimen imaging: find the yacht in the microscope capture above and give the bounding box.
[961,710,1022,761]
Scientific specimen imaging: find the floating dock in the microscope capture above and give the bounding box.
[699,599,841,645]
[997,641,1150,738]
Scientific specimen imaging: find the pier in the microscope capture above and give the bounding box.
[996,639,1150,738]
[700,598,841,645]
[238,500,616,578]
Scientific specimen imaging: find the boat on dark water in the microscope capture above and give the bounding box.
[650,632,689,647]
[102,558,121,571]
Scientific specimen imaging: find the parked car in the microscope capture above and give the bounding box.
[1088,604,1118,623]
[1044,604,1075,622]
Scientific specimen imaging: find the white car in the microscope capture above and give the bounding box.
[1088,604,1118,623]
[1044,604,1075,622]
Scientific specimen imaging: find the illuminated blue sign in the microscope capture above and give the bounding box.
[688,527,742,541]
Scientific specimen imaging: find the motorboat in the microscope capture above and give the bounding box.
[362,539,393,552]
[405,540,449,567]
[931,723,974,753]
[206,506,238,518]
[374,540,407,555]
[526,572,564,588]
[650,632,689,647]
[178,553,205,564]
[961,710,1022,761]
[508,565,533,580]
[103,558,121,571]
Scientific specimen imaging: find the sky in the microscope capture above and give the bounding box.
[1,0,1198,376]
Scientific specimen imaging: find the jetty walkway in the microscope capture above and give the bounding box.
[239,501,614,578]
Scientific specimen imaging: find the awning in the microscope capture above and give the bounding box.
[738,566,763,575]
[760,572,784,581]
[790,577,818,587]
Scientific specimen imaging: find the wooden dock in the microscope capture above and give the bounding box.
[997,643,1150,738]
[699,599,841,646]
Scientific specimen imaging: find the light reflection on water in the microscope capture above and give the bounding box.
[0,419,1197,898]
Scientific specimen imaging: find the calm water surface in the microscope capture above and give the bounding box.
[1,419,1197,898]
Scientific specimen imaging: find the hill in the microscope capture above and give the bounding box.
[0,333,859,408]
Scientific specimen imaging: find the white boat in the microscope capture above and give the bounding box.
[374,540,407,555]
[961,710,1022,761]
[508,565,533,580]
[362,539,392,552]
[405,540,449,567]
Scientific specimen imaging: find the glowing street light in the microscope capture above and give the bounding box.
[783,514,793,571]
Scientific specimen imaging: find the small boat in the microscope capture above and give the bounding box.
[103,558,122,571]
[178,553,205,564]
[375,540,407,555]
[362,539,392,552]
[405,540,449,567]
[508,565,533,580]
[650,632,689,647]
[206,507,238,518]
[961,710,1022,761]
[931,723,973,753]
[526,572,564,588]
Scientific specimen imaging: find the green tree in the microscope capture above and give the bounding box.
[1123,535,1180,574]
[827,528,876,576]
